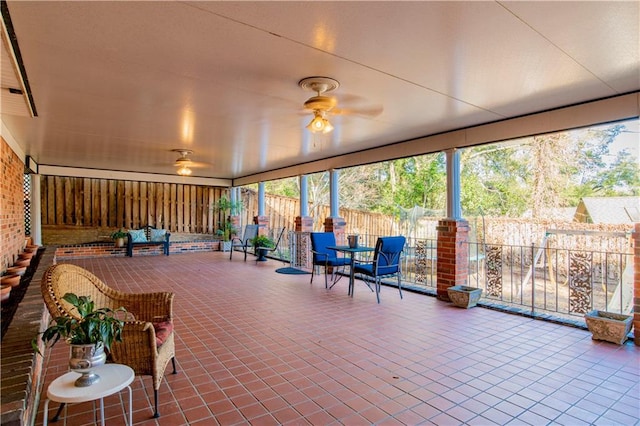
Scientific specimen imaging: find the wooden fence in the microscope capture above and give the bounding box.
[240,189,399,236]
[40,176,228,233]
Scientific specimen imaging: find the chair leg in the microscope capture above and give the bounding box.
[398,274,403,299]
[172,357,178,374]
[375,277,381,303]
[310,266,315,284]
[324,266,329,289]
[153,389,160,418]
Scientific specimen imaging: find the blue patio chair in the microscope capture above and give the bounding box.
[353,236,406,303]
[310,232,350,288]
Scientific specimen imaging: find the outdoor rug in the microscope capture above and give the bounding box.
[275,267,311,275]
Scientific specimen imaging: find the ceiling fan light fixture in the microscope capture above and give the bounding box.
[177,165,192,176]
[306,110,333,134]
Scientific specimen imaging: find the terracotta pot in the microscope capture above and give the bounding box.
[25,245,38,251]
[1,285,11,302]
[19,252,34,259]
[1,274,21,287]
[14,258,31,267]
[6,266,26,276]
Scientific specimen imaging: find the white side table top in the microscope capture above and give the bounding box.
[47,364,135,403]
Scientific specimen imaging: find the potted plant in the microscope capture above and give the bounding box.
[214,196,242,251]
[33,293,127,386]
[251,235,275,262]
[111,228,128,248]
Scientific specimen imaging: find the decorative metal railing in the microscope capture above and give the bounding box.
[282,232,633,322]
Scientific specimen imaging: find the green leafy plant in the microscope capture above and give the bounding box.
[251,235,274,249]
[214,196,242,241]
[32,293,127,355]
[111,228,128,240]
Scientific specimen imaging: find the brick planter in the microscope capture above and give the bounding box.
[447,285,483,309]
[585,310,633,345]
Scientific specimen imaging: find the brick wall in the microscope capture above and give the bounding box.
[0,137,26,273]
[54,240,221,259]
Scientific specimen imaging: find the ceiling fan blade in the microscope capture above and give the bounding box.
[174,160,210,168]
[332,104,383,117]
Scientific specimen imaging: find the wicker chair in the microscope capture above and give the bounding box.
[40,263,177,418]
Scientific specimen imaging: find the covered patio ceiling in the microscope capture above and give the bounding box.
[1,1,639,185]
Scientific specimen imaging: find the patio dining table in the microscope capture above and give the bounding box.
[327,245,375,296]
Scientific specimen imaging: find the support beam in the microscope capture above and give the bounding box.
[329,169,339,218]
[445,148,461,220]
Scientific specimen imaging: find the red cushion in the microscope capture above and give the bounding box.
[153,321,173,347]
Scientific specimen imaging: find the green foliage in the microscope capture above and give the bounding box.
[251,235,274,248]
[111,228,127,239]
[32,293,127,355]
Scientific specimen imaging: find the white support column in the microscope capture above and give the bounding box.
[445,149,462,220]
[299,175,309,217]
[329,169,339,218]
[258,182,265,217]
[30,174,42,245]
[230,186,237,205]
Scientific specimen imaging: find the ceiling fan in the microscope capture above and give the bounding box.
[170,149,209,176]
[298,76,383,134]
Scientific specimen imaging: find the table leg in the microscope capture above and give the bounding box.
[99,397,105,426]
[126,385,133,426]
[43,399,49,426]
[349,254,355,296]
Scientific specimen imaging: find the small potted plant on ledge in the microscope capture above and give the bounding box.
[251,235,275,262]
[33,293,127,387]
[111,228,128,248]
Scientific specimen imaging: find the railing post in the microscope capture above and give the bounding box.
[531,243,535,315]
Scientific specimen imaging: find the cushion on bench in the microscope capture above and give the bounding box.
[129,229,148,243]
[150,228,167,242]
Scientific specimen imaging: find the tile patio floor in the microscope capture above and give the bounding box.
[36,251,639,425]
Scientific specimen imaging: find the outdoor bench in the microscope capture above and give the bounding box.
[126,225,170,257]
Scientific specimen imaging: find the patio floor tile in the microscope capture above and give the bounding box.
[33,252,639,425]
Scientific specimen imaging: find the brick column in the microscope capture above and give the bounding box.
[634,222,639,346]
[324,217,346,245]
[295,216,313,269]
[436,219,469,301]
[254,215,269,236]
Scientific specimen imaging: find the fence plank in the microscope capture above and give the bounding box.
[162,183,169,230]
[108,180,116,227]
[116,181,125,228]
[170,184,177,232]
[190,185,197,233]
[100,180,108,227]
[81,178,91,226]
[177,184,183,233]
[124,181,132,229]
[154,183,161,228]
[74,178,83,226]
[140,181,147,226]
[92,179,100,227]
